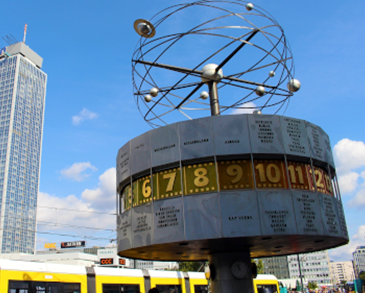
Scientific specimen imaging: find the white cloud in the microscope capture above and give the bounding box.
[81,168,116,211]
[230,102,257,114]
[329,225,365,261]
[348,189,365,208]
[338,172,360,194]
[72,108,98,125]
[353,225,365,240]
[334,139,365,175]
[60,162,97,182]
[37,168,117,250]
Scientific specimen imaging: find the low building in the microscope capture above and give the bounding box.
[330,261,355,285]
[353,246,365,278]
[288,251,332,286]
[260,256,290,279]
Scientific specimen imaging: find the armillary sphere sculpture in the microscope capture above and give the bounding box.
[132,1,301,127]
[117,2,348,293]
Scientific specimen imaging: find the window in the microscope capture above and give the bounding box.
[8,281,80,293]
[156,285,182,293]
[256,285,278,293]
[102,284,140,293]
[194,285,208,293]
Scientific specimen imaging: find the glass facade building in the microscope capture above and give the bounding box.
[0,43,46,253]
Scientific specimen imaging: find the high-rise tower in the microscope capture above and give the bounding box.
[0,42,46,253]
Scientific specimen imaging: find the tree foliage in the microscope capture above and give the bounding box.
[253,259,264,274]
[359,271,365,281]
[178,262,205,272]
[307,281,318,290]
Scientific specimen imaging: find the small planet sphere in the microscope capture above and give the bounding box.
[144,94,152,102]
[255,86,265,96]
[138,23,151,36]
[201,63,223,83]
[200,91,209,100]
[269,71,275,77]
[150,87,159,97]
[253,110,262,115]
[287,79,301,92]
[246,3,254,11]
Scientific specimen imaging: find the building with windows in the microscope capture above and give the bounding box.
[353,246,365,278]
[287,251,332,285]
[330,261,355,285]
[0,42,46,253]
[260,256,290,279]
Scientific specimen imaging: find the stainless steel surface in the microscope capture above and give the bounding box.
[257,190,298,235]
[153,197,185,244]
[184,193,222,241]
[179,117,214,161]
[150,123,180,167]
[117,114,348,260]
[306,121,326,162]
[220,191,261,237]
[208,251,254,293]
[280,116,310,157]
[248,114,284,154]
[212,114,251,156]
[291,190,324,235]
[130,132,151,175]
[117,142,131,185]
[208,81,220,116]
[318,193,342,237]
[131,203,153,248]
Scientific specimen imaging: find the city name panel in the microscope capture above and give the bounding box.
[116,114,348,261]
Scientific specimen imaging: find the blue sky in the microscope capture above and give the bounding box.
[2,0,365,261]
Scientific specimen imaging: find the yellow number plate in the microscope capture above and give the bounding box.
[253,160,288,188]
[122,184,132,211]
[153,167,182,200]
[287,161,312,191]
[183,162,218,195]
[217,160,254,190]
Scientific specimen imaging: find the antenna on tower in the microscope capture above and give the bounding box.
[23,24,27,44]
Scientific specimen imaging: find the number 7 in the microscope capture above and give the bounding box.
[163,172,177,192]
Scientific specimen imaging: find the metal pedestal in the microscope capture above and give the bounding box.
[208,251,254,293]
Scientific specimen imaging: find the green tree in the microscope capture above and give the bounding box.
[340,280,347,285]
[359,271,365,281]
[307,281,318,290]
[178,262,205,272]
[255,259,264,274]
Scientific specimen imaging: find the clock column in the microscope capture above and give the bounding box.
[208,251,254,293]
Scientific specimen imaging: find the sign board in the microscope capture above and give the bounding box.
[44,243,56,249]
[100,258,114,265]
[60,241,85,249]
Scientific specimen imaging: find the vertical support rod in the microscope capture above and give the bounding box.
[208,251,254,293]
[297,254,304,293]
[208,81,220,116]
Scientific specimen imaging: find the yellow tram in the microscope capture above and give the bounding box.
[0,259,279,293]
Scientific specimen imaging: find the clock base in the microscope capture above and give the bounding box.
[208,250,254,293]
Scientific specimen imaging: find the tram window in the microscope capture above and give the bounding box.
[103,284,140,293]
[8,281,80,293]
[256,284,278,293]
[62,283,81,293]
[9,281,30,293]
[156,285,182,293]
[48,283,60,293]
[194,285,208,293]
[34,282,47,293]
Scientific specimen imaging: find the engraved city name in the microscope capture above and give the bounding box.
[155,205,180,228]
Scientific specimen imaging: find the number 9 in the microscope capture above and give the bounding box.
[227,165,243,183]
